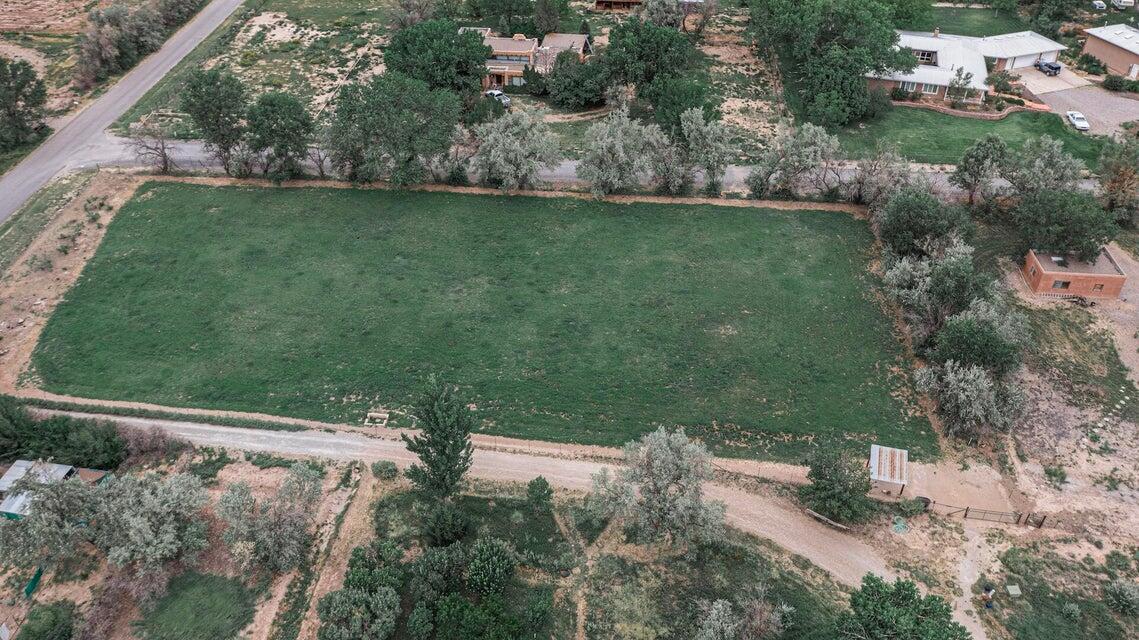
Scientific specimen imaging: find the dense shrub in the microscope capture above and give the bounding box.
[1076,53,1106,75]
[408,542,468,604]
[1104,74,1126,92]
[344,540,404,592]
[465,537,516,597]
[434,594,521,640]
[864,87,892,120]
[798,445,875,523]
[0,398,126,469]
[370,460,399,480]
[546,51,608,110]
[15,601,75,640]
[932,313,1023,377]
[424,502,471,547]
[316,587,400,640]
[875,186,971,258]
[526,476,553,511]
[889,86,909,101]
[1104,580,1139,616]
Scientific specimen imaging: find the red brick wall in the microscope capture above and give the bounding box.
[1022,251,1126,299]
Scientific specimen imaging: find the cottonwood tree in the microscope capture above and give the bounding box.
[470,110,562,190]
[546,51,608,110]
[591,427,725,545]
[392,0,436,29]
[217,462,323,574]
[0,477,97,570]
[837,575,971,640]
[643,75,721,135]
[181,69,247,173]
[845,143,914,208]
[317,587,401,640]
[1002,135,1084,196]
[155,0,205,28]
[746,123,840,197]
[328,73,461,185]
[128,122,178,174]
[885,240,992,345]
[385,20,490,99]
[0,56,47,151]
[1013,190,1118,262]
[246,91,313,182]
[950,134,1008,206]
[932,299,1026,377]
[798,445,874,524]
[93,472,209,572]
[401,379,475,499]
[604,19,692,87]
[75,5,165,88]
[916,361,1023,442]
[1097,136,1139,225]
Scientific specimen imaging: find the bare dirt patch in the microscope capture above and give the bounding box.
[0,0,93,33]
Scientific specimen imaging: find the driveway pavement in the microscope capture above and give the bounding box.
[1019,67,1091,95]
[1038,85,1139,135]
[0,0,244,224]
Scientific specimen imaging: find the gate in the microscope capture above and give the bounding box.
[926,501,1037,526]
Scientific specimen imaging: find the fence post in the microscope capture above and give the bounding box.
[964,506,970,519]
[1036,515,1046,529]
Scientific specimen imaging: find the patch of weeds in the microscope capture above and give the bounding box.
[187,446,235,482]
[335,461,357,489]
[1094,467,1134,492]
[1044,464,1068,489]
[243,451,295,469]
[26,254,53,272]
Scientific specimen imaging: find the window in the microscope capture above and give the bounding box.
[1029,267,1037,277]
[1052,281,1071,290]
[1093,284,1105,292]
[922,83,940,94]
[900,81,918,92]
[914,50,936,64]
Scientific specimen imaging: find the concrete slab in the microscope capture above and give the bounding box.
[1038,85,1139,135]
[1020,67,1091,95]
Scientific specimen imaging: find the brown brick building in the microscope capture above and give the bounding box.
[1021,249,1127,299]
[1082,25,1139,78]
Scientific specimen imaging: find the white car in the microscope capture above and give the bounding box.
[1092,0,1106,9]
[484,89,511,109]
[1066,111,1090,131]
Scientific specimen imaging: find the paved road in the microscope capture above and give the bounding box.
[0,0,245,223]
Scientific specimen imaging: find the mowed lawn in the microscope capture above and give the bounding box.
[32,183,935,460]
[839,108,1105,167]
[904,7,1029,37]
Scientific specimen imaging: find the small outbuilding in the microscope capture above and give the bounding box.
[1021,249,1127,299]
[0,460,108,519]
[868,444,909,496]
[1083,24,1139,79]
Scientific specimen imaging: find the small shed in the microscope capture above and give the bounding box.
[0,461,76,519]
[868,445,909,496]
[1022,249,1127,299]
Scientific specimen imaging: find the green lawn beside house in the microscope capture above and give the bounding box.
[31,183,936,461]
[904,7,1030,37]
[838,107,1106,166]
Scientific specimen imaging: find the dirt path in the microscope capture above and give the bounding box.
[40,409,895,589]
[956,527,997,640]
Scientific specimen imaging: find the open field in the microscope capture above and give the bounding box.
[30,183,934,461]
[838,108,1106,167]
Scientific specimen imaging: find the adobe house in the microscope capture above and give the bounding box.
[867,29,1064,102]
[1083,24,1139,79]
[1021,249,1128,299]
[481,33,539,90]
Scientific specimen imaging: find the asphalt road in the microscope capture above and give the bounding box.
[0,0,245,223]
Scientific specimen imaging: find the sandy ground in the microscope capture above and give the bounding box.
[0,0,97,33]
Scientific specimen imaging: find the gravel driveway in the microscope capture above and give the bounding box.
[1038,85,1139,135]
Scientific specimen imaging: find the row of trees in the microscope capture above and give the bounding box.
[75,0,206,88]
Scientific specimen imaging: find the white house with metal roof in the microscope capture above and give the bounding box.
[867,29,1066,102]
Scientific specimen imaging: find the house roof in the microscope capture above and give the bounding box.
[541,33,589,53]
[1086,24,1139,56]
[0,460,73,493]
[872,31,990,91]
[0,461,76,518]
[975,31,1066,59]
[484,34,538,54]
[869,445,908,485]
[1030,249,1126,276]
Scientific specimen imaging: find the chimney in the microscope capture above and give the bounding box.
[933,27,940,38]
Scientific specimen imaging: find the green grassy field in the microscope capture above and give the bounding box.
[838,108,1105,166]
[32,183,935,460]
[135,572,256,640]
[904,7,1029,37]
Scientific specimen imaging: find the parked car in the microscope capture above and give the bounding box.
[1092,0,1107,9]
[1066,111,1090,131]
[1111,0,1133,9]
[1035,60,1062,76]
[485,89,511,108]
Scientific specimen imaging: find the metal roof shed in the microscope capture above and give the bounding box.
[868,445,909,495]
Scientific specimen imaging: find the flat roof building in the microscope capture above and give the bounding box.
[1021,249,1127,299]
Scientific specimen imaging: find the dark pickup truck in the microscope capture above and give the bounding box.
[1035,60,1062,76]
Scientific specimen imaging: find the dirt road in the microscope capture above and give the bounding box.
[43,409,893,587]
[0,0,245,223]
